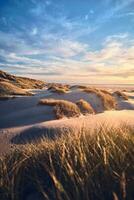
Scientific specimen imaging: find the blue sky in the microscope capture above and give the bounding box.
[0,0,134,83]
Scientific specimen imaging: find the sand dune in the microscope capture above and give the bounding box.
[0,81,32,96]
[0,86,134,156]
[0,110,134,156]
[0,70,45,98]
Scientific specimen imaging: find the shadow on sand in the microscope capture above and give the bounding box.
[0,106,55,129]
[117,100,134,110]
[11,126,73,144]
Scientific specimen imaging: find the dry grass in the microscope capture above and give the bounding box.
[113,91,128,100]
[0,70,45,89]
[83,87,98,94]
[0,125,134,200]
[54,101,80,119]
[98,91,117,110]
[0,81,32,96]
[39,99,80,119]
[76,99,95,114]
[78,85,88,89]
[83,88,117,110]
[100,89,112,95]
[15,77,45,89]
[48,85,69,94]
[53,87,68,94]
[39,98,60,106]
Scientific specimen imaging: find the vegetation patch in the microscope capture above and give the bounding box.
[83,88,117,110]
[0,81,32,96]
[53,87,68,94]
[0,125,134,200]
[76,99,95,114]
[47,84,70,94]
[0,70,45,89]
[113,91,128,100]
[39,99,80,119]
[82,87,98,94]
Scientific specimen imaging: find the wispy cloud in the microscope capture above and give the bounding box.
[0,0,134,83]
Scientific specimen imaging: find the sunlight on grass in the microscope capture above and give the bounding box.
[83,87,117,110]
[0,125,134,200]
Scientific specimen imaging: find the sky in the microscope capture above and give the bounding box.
[0,0,134,84]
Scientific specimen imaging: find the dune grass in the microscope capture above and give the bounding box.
[0,70,45,90]
[100,89,112,95]
[76,99,95,114]
[0,125,134,200]
[113,91,128,100]
[39,99,80,119]
[82,87,98,94]
[77,85,88,89]
[54,101,80,119]
[53,87,68,94]
[0,81,32,96]
[83,88,117,110]
[39,98,61,106]
[47,84,70,94]
[49,86,68,94]
[98,91,117,110]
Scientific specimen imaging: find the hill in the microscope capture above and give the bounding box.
[0,70,45,97]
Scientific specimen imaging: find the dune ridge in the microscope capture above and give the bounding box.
[0,70,45,97]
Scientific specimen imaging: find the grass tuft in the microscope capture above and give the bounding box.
[113,91,128,100]
[39,99,80,119]
[47,84,69,94]
[76,99,95,114]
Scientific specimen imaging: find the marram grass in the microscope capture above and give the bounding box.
[0,125,134,200]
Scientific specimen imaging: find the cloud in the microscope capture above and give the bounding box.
[90,10,94,14]
[31,27,38,35]
[0,31,134,84]
[85,15,89,20]
[0,0,134,83]
[45,1,51,6]
[47,39,88,58]
[84,36,134,66]
[95,0,134,26]
[80,35,134,82]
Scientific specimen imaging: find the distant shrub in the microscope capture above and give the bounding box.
[53,87,68,94]
[76,99,95,114]
[48,85,69,94]
[113,91,128,100]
